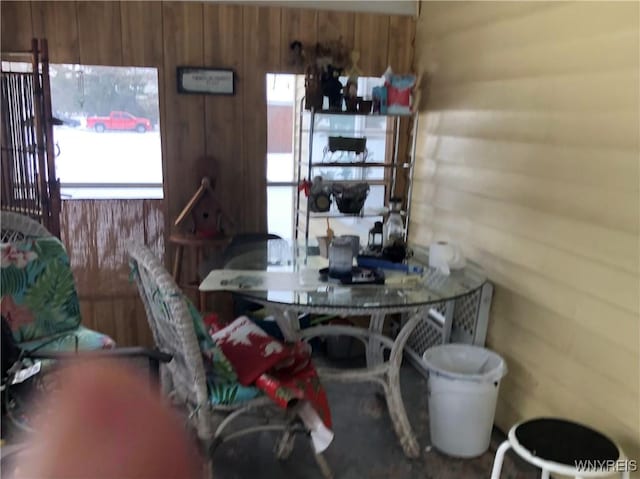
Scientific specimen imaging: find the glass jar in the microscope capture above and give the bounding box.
[328,237,354,278]
[383,197,404,247]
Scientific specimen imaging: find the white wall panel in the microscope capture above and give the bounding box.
[413,1,640,463]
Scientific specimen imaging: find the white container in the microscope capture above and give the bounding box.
[422,344,507,458]
[328,237,353,277]
[428,241,466,275]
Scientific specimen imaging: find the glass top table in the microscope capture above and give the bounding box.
[202,239,487,314]
[200,239,490,459]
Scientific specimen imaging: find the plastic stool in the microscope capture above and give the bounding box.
[491,418,630,479]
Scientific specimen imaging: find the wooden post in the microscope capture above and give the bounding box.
[39,38,61,238]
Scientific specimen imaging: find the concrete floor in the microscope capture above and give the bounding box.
[211,357,540,479]
[1,356,539,478]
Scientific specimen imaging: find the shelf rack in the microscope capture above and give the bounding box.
[294,101,418,250]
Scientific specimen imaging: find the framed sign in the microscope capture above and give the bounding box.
[177,67,235,95]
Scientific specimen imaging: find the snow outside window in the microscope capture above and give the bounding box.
[50,64,162,199]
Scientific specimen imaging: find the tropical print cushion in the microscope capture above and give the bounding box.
[186,301,260,405]
[1,237,81,342]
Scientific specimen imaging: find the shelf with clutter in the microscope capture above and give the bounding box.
[293,37,419,116]
[289,37,419,260]
[294,108,417,252]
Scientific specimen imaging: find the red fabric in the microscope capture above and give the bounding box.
[203,313,225,335]
[387,85,411,109]
[298,179,311,196]
[210,316,291,385]
[208,316,332,428]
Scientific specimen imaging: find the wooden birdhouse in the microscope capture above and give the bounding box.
[174,177,235,238]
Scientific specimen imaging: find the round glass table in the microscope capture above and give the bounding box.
[200,239,490,458]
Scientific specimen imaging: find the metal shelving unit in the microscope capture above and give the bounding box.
[294,103,418,249]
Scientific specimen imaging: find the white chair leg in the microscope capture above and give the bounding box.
[490,440,511,479]
[540,470,550,479]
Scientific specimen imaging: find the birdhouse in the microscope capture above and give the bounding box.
[174,177,234,238]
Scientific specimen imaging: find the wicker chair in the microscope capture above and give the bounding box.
[0,211,52,242]
[1,211,115,354]
[127,242,332,478]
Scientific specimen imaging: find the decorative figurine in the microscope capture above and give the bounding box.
[323,65,343,111]
[344,50,362,100]
[289,40,305,71]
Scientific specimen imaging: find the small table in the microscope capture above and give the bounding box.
[200,240,490,458]
[169,233,230,310]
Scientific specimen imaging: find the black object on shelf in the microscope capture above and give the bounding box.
[319,266,385,285]
[382,243,408,263]
[332,183,369,214]
[328,136,367,154]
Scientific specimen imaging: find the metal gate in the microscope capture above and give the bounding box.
[1,39,60,237]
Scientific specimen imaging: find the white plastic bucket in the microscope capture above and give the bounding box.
[422,344,507,458]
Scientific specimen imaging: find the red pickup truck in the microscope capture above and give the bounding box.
[86,111,152,133]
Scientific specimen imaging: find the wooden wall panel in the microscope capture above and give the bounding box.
[203,4,244,228]
[241,5,281,232]
[76,1,123,66]
[354,13,390,75]
[30,1,79,64]
[0,1,33,53]
[120,1,163,67]
[161,2,205,228]
[412,0,640,461]
[317,10,355,57]
[387,15,415,73]
[280,8,318,72]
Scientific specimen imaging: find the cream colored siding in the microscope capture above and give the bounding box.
[413,1,639,462]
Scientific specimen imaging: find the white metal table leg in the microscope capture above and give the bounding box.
[540,470,550,479]
[272,308,301,342]
[383,313,422,458]
[490,440,511,479]
[366,312,386,367]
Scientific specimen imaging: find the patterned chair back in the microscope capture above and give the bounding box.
[1,212,81,342]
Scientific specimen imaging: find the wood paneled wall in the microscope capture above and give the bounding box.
[412,1,639,463]
[1,1,415,236]
[1,1,415,345]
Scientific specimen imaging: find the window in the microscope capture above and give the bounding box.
[49,64,162,199]
[266,74,296,239]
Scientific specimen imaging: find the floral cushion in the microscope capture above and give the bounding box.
[1,237,82,342]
